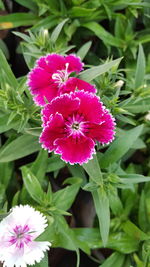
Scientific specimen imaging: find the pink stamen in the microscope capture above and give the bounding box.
[65,113,89,137]
[9,224,32,249]
[52,63,69,85]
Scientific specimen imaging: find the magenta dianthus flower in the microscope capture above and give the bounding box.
[27,54,96,106]
[40,91,115,165]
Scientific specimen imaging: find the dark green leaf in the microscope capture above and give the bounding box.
[83,154,102,184]
[135,44,146,89]
[123,220,149,241]
[51,18,69,43]
[0,13,38,29]
[0,49,18,88]
[92,187,110,246]
[77,41,92,60]
[0,134,40,162]
[53,178,82,211]
[100,252,125,267]
[79,57,122,82]
[100,125,144,168]
[21,166,46,205]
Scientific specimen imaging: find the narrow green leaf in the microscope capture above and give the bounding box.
[31,150,48,183]
[0,49,18,88]
[119,174,150,184]
[138,190,149,232]
[53,178,82,211]
[100,252,125,267]
[78,57,122,82]
[0,162,13,188]
[0,134,40,162]
[0,13,38,29]
[74,228,139,253]
[83,154,102,184]
[135,44,146,89]
[100,125,144,168]
[83,22,123,48]
[51,18,69,43]
[47,155,65,172]
[0,114,19,134]
[69,7,96,17]
[21,166,45,205]
[14,0,37,11]
[13,31,31,42]
[92,188,110,246]
[123,220,149,241]
[77,41,92,60]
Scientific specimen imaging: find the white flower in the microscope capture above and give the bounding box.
[0,205,51,267]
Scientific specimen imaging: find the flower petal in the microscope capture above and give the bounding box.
[60,77,96,94]
[22,241,50,265]
[73,91,104,123]
[27,67,59,106]
[54,136,95,165]
[37,53,66,72]
[65,54,84,73]
[88,111,116,144]
[40,113,65,151]
[42,94,80,126]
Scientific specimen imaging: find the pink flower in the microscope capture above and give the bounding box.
[27,54,96,106]
[40,91,115,165]
[0,205,51,267]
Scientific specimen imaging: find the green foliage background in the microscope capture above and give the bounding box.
[0,0,150,266]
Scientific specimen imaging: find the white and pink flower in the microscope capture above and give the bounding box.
[0,205,51,267]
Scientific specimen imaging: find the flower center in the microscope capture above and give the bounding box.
[72,122,80,130]
[9,224,32,249]
[52,63,69,86]
[65,114,89,137]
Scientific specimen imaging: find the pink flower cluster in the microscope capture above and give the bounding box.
[28,53,115,165]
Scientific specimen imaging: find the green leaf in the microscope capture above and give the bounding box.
[78,57,122,82]
[51,18,69,43]
[31,150,48,183]
[0,49,18,88]
[0,162,13,188]
[69,7,96,17]
[14,0,37,11]
[119,174,150,184]
[108,188,124,216]
[21,166,46,205]
[92,187,110,246]
[123,220,149,241]
[53,178,82,211]
[100,125,144,168]
[0,39,9,59]
[83,154,102,184]
[47,154,65,172]
[100,252,125,267]
[135,44,146,89]
[52,216,81,266]
[82,22,124,48]
[74,228,139,253]
[121,97,150,114]
[77,41,92,60]
[138,190,149,232]
[0,13,38,29]
[0,114,20,134]
[0,134,40,162]
[67,164,86,181]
